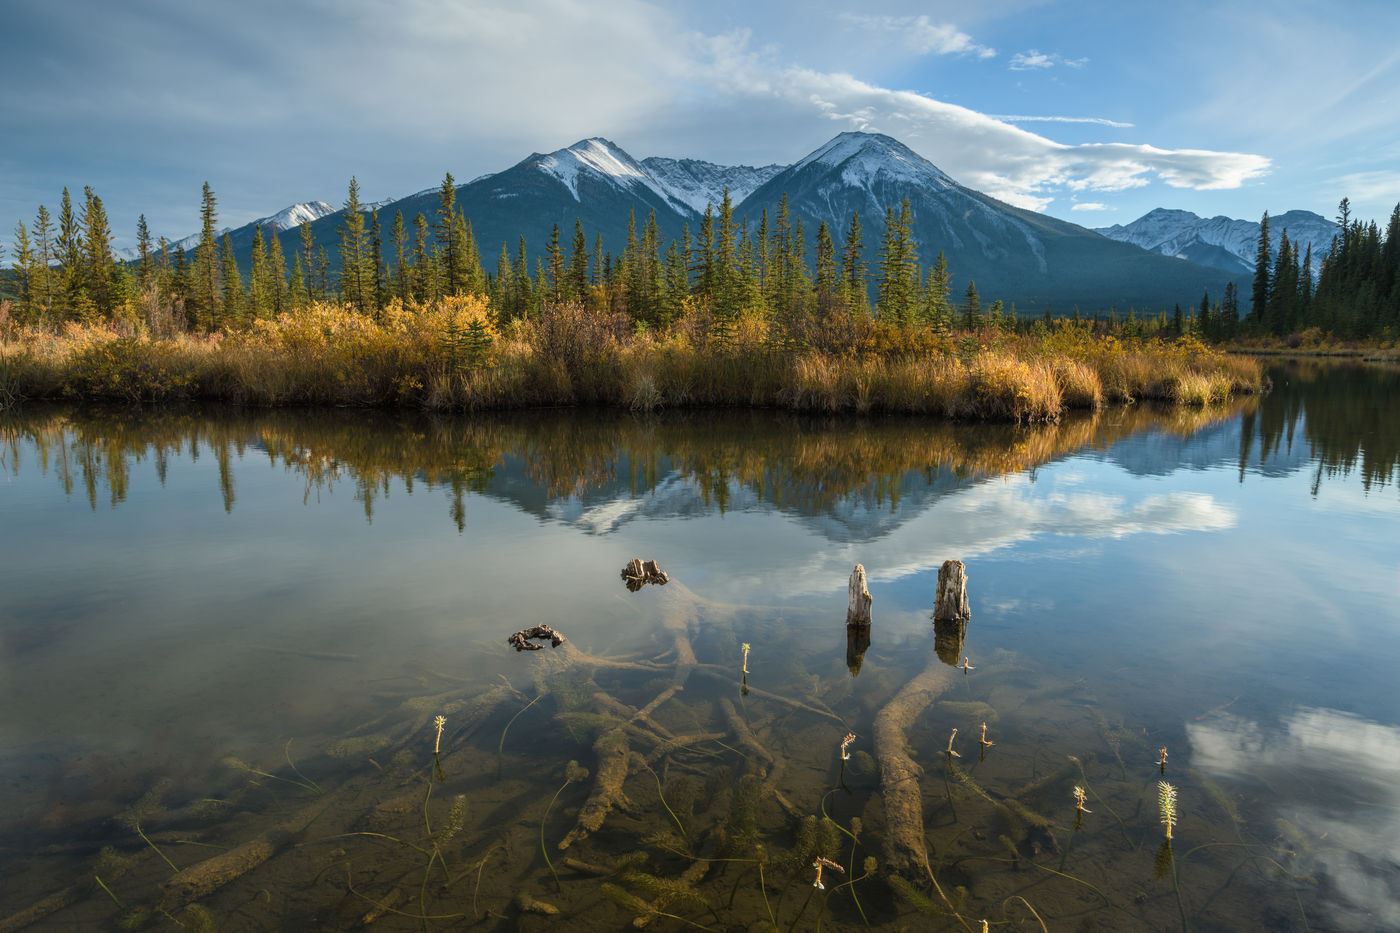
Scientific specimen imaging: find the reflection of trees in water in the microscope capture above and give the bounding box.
[1242,361,1400,493]
[4,400,1254,527]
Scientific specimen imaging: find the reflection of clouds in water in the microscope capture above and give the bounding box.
[676,474,1237,604]
[1188,707,1400,931]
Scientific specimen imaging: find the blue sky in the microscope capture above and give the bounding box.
[3,0,1398,250]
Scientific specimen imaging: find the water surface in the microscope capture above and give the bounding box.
[1,360,1396,931]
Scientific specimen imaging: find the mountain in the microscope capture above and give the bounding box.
[1095,208,1336,279]
[641,157,785,214]
[148,132,1244,312]
[737,132,1240,311]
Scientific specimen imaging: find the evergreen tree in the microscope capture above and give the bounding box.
[136,214,154,292]
[337,177,371,311]
[961,280,982,329]
[31,204,55,317]
[220,233,244,326]
[390,211,409,303]
[268,228,288,315]
[249,226,272,319]
[80,186,119,318]
[813,220,838,313]
[298,220,319,304]
[194,182,221,329]
[876,199,918,325]
[546,223,564,305]
[435,173,460,294]
[1251,210,1271,332]
[923,251,952,331]
[566,220,589,302]
[370,208,386,314]
[840,211,868,314]
[412,213,438,302]
[11,221,34,319]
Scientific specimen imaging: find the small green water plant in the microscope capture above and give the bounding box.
[1159,781,1178,840]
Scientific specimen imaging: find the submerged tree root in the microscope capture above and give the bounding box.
[559,729,632,851]
[872,655,953,879]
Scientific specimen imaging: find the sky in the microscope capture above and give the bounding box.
[2,0,1399,250]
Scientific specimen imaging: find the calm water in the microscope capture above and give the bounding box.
[1,361,1397,932]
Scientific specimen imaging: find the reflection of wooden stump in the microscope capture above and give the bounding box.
[934,560,969,623]
[846,564,872,627]
[933,617,966,667]
[846,625,871,677]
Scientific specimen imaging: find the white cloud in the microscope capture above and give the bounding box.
[1071,202,1111,212]
[1010,49,1088,70]
[1327,170,1400,205]
[993,115,1135,128]
[838,14,995,58]
[1189,708,1400,930]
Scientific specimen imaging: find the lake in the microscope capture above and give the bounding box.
[1,359,1397,932]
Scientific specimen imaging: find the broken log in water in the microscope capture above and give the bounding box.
[621,558,669,590]
[934,560,970,624]
[873,653,953,879]
[507,624,567,651]
[846,564,872,627]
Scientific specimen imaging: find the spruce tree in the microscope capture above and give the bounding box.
[370,208,386,314]
[962,280,982,329]
[298,220,318,304]
[249,226,272,319]
[923,251,952,331]
[391,211,409,303]
[1251,210,1271,332]
[136,214,154,291]
[195,182,221,329]
[814,220,837,313]
[220,233,244,326]
[840,211,867,314]
[31,205,55,318]
[876,199,917,326]
[436,173,459,294]
[567,220,589,302]
[11,221,34,319]
[337,177,371,311]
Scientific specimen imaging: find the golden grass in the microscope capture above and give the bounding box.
[0,298,1265,421]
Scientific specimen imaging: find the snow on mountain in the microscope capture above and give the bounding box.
[1096,208,1336,278]
[534,138,691,214]
[795,131,957,195]
[255,201,336,231]
[640,157,785,214]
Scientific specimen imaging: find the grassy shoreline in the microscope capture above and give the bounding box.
[1,298,1264,420]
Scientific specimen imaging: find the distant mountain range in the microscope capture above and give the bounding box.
[1095,208,1336,279]
[136,131,1326,312]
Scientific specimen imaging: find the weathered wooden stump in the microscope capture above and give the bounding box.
[621,557,670,591]
[934,560,969,623]
[846,564,872,627]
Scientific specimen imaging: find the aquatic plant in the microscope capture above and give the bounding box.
[946,727,961,758]
[979,722,994,749]
[741,642,751,675]
[810,856,843,890]
[1159,781,1179,840]
[433,714,446,755]
[1073,786,1091,814]
[839,732,856,761]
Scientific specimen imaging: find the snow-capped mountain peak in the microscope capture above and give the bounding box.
[534,138,685,211]
[796,131,955,192]
[255,201,336,231]
[1096,208,1336,278]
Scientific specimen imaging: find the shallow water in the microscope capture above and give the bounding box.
[1,360,1397,931]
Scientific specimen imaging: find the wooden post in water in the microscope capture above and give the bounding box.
[934,560,970,624]
[847,564,873,627]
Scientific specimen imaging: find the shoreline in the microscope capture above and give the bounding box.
[2,301,1265,421]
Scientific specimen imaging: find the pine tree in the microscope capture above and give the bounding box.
[298,220,319,304]
[370,208,386,314]
[412,213,438,302]
[813,220,838,313]
[268,229,288,315]
[391,211,409,304]
[567,220,589,302]
[80,186,118,318]
[338,177,371,311]
[546,223,564,305]
[136,214,154,292]
[923,251,952,331]
[840,211,868,314]
[192,182,221,329]
[436,173,459,294]
[962,280,982,329]
[220,233,244,325]
[249,226,272,319]
[31,204,55,318]
[876,199,918,326]
[1251,210,1271,332]
[11,221,34,319]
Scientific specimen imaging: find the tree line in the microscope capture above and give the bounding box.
[1248,198,1400,341]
